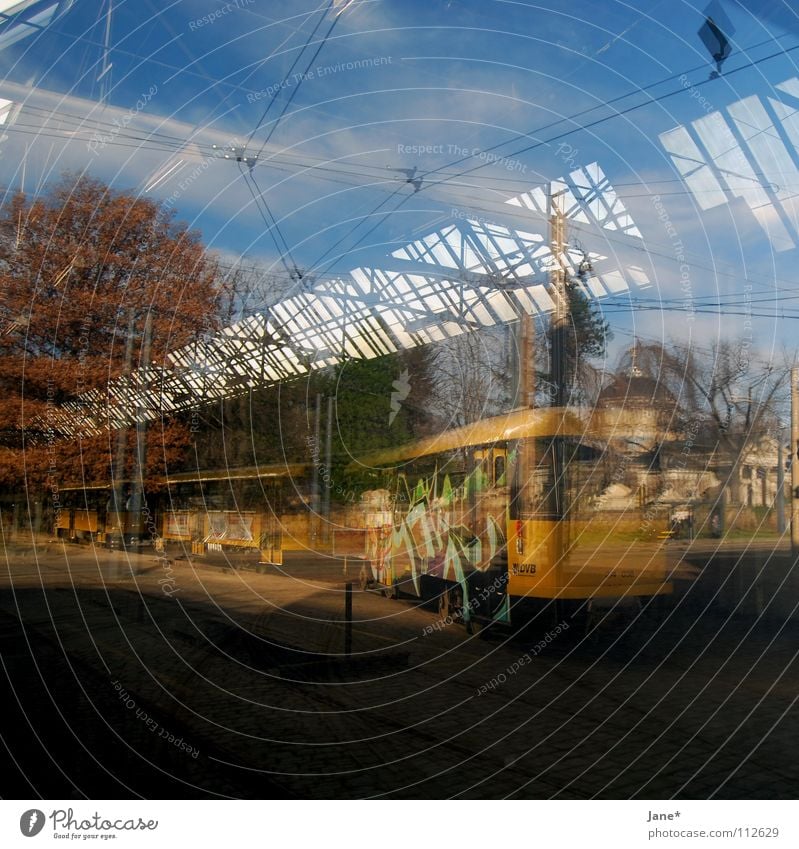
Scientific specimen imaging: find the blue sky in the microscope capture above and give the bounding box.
[1,0,799,374]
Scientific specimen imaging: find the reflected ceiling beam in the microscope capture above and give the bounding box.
[0,0,75,51]
[659,75,799,253]
[36,159,651,440]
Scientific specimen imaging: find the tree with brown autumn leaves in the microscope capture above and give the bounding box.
[0,174,226,492]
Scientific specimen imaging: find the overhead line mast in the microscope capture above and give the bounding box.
[549,186,569,410]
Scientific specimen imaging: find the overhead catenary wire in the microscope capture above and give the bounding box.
[237,0,345,280]
[238,161,298,280]
[15,111,799,205]
[407,32,799,185]
[410,42,799,207]
[9,24,799,318]
[10,12,795,167]
[128,27,794,281]
[0,0,338,103]
[297,38,799,278]
[11,25,799,204]
[21,97,799,191]
[245,0,335,151]
[245,165,799,315]
[252,1,342,161]
[603,303,799,319]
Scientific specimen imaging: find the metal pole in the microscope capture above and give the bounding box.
[99,0,114,104]
[777,426,785,535]
[516,310,537,534]
[549,188,567,521]
[549,187,568,410]
[518,311,535,409]
[344,581,353,657]
[322,394,333,544]
[33,499,42,538]
[310,394,321,544]
[791,367,799,552]
[111,309,135,544]
[129,311,152,542]
[510,322,520,409]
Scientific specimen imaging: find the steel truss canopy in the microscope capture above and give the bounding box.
[50,161,652,438]
[0,2,74,155]
[0,0,74,50]
[660,75,799,254]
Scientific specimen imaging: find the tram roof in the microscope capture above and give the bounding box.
[161,463,307,484]
[60,462,307,491]
[351,407,591,469]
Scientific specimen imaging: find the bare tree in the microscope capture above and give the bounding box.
[432,329,509,428]
[630,337,791,503]
[0,174,224,488]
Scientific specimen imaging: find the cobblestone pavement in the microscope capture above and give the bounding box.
[0,540,797,799]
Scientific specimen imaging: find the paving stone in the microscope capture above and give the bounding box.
[1,544,798,798]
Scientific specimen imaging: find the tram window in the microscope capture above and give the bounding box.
[494,454,506,486]
[509,438,562,519]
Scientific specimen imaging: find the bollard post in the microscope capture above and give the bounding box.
[792,367,799,554]
[345,581,353,657]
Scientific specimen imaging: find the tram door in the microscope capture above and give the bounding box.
[507,437,567,599]
[259,479,283,565]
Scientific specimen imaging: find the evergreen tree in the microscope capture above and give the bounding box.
[546,280,612,405]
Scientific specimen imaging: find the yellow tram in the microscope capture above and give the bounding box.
[351,406,684,627]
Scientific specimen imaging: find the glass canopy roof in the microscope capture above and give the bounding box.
[50,159,650,437]
[0,0,795,440]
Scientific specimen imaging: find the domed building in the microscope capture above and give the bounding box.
[596,365,675,456]
[591,342,785,533]
[592,343,717,514]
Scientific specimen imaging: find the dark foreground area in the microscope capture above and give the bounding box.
[1,541,798,799]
